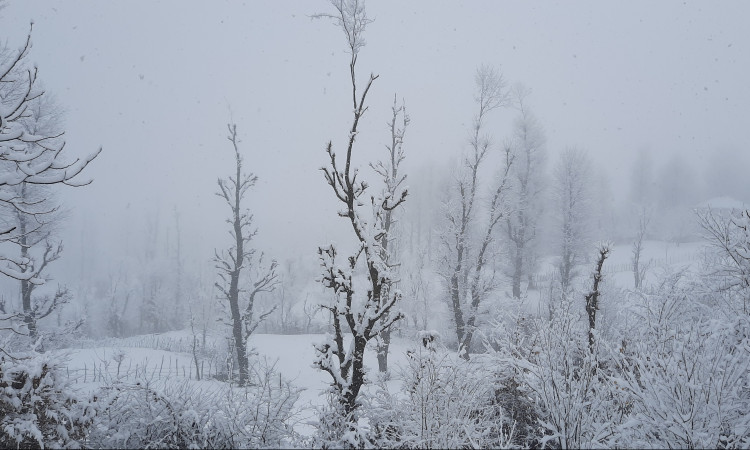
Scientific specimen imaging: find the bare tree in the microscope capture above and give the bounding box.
[312,0,407,427]
[584,243,610,352]
[9,156,69,346]
[504,85,546,298]
[373,95,409,373]
[552,147,593,292]
[439,65,513,359]
[631,206,651,290]
[0,25,100,285]
[1,29,97,349]
[171,207,185,329]
[214,124,278,386]
[697,207,750,315]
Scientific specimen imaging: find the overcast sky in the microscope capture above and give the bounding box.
[2,1,748,278]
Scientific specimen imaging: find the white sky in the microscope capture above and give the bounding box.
[2,1,748,278]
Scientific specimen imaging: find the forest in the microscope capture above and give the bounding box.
[1,0,749,448]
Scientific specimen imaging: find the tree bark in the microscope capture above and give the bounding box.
[585,245,609,353]
[376,329,391,372]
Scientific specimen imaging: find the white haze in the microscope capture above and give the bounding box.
[1,1,748,294]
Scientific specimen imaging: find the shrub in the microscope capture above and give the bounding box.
[88,359,301,449]
[0,353,95,449]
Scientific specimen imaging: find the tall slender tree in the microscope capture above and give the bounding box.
[0,26,99,350]
[439,65,513,358]
[373,95,409,373]
[505,86,546,298]
[0,25,100,283]
[553,147,593,292]
[214,124,278,386]
[313,0,407,429]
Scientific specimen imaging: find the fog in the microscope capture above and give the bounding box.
[3,1,750,447]
[2,1,747,276]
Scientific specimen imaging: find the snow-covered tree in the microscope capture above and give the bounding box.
[631,206,652,290]
[697,207,750,315]
[5,94,72,348]
[373,95,409,374]
[552,147,593,292]
[438,64,513,358]
[312,0,407,440]
[0,25,99,355]
[214,123,278,387]
[504,85,546,298]
[0,25,100,283]
[584,243,610,352]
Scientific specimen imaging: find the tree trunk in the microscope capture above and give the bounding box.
[376,329,391,372]
[344,335,368,415]
[461,287,482,360]
[512,246,523,299]
[18,205,38,343]
[450,271,466,349]
[585,245,609,353]
[229,140,248,386]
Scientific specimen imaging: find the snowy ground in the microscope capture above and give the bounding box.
[536,239,706,287]
[54,239,708,438]
[517,239,708,313]
[54,331,415,437]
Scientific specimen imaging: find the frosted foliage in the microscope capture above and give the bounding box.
[553,148,593,289]
[437,64,513,356]
[0,354,94,449]
[511,300,624,449]
[0,26,99,282]
[619,317,750,448]
[88,362,300,449]
[615,274,750,449]
[371,343,515,449]
[699,208,750,314]
[314,0,405,433]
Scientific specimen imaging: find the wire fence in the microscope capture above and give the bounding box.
[76,333,222,354]
[66,334,232,384]
[64,352,230,384]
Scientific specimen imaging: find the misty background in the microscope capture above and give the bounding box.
[5,1,750,448]
[1,0,748,335]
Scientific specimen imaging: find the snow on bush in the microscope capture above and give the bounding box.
[0,353,95,449]
[614,273,750,449]
[88,359,301,449]
[367,333,515,449]
[507,298,625,449]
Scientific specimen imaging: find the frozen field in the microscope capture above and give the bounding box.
[55,331,416,436]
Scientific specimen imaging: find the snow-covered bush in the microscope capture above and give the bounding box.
[698,208,750,316]
[88,359,301,449]
[614,274,750,449]
[0,353,95,449]
[314,392,378,450]
[618,317,750,448]
[511,297,625,449]
[369,332,515,449]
